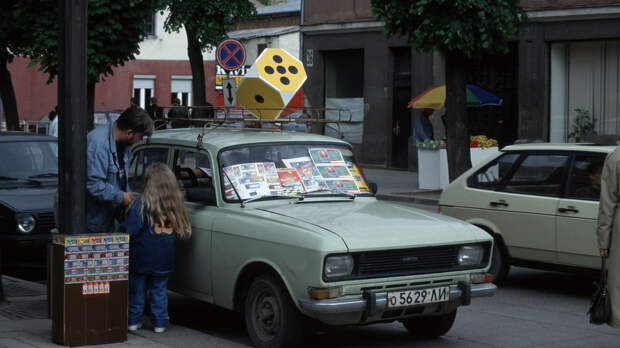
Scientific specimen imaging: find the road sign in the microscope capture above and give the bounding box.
[222,79,237,107]
[216,39,246,71]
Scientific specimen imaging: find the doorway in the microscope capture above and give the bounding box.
[391,47,412,169]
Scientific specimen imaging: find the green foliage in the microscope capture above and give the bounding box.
[370,0,526,58]
[13,0,166,84]
[567,107,597,142]
[163,0,256,51]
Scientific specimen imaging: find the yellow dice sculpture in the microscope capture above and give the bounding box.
[236,48,307,120]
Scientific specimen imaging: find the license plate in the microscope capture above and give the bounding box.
[386,286,450,308]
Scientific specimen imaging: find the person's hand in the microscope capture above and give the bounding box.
[122,192,135,207]
[600,249,609,258]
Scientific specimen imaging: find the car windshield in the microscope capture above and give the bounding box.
[0,141,58,180]
[219,143,371,202]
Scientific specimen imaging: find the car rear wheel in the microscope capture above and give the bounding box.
[245,274,303,348]
[401,310,457,338]
[488,237,509,283]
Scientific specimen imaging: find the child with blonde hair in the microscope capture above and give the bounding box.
[122,163,191,333]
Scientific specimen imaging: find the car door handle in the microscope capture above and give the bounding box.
[489,200,508,207]
[558,206,579,213]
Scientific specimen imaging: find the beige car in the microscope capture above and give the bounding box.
[439,143,612,281]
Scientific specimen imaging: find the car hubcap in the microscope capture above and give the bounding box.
[253,290,280,341]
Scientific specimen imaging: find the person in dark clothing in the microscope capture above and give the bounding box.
[576,160,603,199]
[122,163,191,333]
[148,98,165,129]
[167,98,189,128]
[413,108,434,143]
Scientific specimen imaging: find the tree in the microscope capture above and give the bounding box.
[15,0,165,129]
[163,0,255,117]
[0,1,32,131]
[371,0,525,180]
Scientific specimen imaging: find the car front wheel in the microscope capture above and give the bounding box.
[245,274,303,348]
[401,310,457,338]
[488,237,509,283]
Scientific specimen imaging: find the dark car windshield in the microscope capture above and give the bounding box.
[219,143,371,202]
[0,141,58,180]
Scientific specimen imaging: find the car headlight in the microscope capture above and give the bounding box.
[16,213,36,233]
[324,255,354,278]
[458,245,484,266]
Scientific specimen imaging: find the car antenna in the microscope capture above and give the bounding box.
[222,169,245,208]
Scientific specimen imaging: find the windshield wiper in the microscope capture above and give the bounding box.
[0,176,19,181]
[302,189,355,200]
[29,172,58,178]
[242,195,298,205]
[0,175,40,185]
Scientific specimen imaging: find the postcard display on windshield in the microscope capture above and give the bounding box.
[223,148,369,200]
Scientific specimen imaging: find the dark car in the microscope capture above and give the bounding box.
[0,132,58,271]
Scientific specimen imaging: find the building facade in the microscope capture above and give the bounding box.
[519,0,620,143]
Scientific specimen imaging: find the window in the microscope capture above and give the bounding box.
[257,43,267,57]
[171,76,192,107]
[145,14,156,37]
[567,154,605,201]
[0,141,57,178]
[133,75,156,109]
[173,149,214,204]
[502,154,569,197]
[467,153,520,190]
[128,148,169,193]
[550,41,620,142]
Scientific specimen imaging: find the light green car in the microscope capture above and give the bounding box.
[129,127,495,348]
[439,143,612,282]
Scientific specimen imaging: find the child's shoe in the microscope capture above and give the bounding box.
[153,326,166,333]
[128,323,142,332]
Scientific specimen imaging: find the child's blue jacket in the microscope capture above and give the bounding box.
[121,201,175,276]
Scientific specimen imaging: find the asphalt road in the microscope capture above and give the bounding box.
[164,202,620,348]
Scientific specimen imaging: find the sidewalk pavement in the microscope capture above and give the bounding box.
[0,275,246,348]
[362,168,440,205]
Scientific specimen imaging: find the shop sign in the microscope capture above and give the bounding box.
[215,64,250,91]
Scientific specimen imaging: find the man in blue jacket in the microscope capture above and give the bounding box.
[86,106,154,233]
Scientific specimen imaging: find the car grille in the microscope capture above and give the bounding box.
[325,242,491,281]
[37,212,56,233]
[358,246,461,276]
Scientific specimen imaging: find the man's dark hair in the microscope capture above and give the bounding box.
[587,160,604,174]
[116,106,154,136]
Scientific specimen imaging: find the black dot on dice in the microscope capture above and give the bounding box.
[280,76,290,85]
[255,95,264,103]
[264,66,274,74]
[288,66,298,74]
[276,66,286,74]
[273,55,283,63]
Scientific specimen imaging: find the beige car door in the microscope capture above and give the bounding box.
[487,153,569,263]
[556,153,605,269]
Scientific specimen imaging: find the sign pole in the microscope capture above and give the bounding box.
[216,39,245,120]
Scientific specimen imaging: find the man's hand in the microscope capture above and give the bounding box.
[122,192,135,207]
[600,249,609,258]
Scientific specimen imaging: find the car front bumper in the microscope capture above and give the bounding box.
[298,282,496,325]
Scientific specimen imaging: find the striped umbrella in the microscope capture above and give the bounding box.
[407,84,502,109]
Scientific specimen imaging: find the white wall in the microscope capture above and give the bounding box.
[136,10,215,61]
[239,31,300,64]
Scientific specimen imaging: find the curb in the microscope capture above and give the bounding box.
[375,193,440,206]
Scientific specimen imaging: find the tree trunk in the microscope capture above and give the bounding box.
[0,51,19,131]
[87,80,95,131]
[445,51,471,181]
[185,27,211,119]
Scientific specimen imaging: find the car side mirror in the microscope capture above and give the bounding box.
[368,182,378,195]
